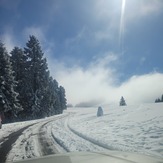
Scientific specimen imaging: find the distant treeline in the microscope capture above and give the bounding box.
[0,35,67,123]
[155,94,163,103]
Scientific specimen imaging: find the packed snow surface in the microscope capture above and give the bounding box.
[0,103,163,161]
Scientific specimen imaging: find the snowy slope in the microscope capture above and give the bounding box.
[0,103,163,162]
[68,103,163,158]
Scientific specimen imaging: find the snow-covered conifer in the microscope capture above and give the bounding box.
[0,42,22,122]
[24,36,50,118]
[119,96,127,106]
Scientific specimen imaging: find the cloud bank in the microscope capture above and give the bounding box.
[48,53,163,106]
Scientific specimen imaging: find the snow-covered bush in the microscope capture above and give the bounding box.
[97,106,103,117]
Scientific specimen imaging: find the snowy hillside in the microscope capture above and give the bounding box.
[0,103,163,162]
[68,103,163,158]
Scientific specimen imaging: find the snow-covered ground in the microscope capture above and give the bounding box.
[1,103,163,162]
[68,103,163,158]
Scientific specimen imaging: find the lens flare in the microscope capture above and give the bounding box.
[119,0,126,52]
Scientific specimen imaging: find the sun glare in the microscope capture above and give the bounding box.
[122,0,126,12]
[119,0,126,51]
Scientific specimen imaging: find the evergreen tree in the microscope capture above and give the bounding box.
[155,98,160,103]
[45,77,59,116]
[119,96,127,106]
[24,35,50,119]
[52,79,61,115]
[155,96,162,103]
[10,47,29,119]
[46,79,67,115]
[0,42,22,122]
[1,36,67,121]
[39,58,51,117]
[59,86,67,112]
[10,47,27,83]
[157,98,161,102]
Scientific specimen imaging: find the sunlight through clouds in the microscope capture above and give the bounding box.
[119,0,126,46]
[1,0,163,107]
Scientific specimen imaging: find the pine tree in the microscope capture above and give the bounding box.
[155,98,161,103]
[24,36,50,118]
[59,86,67,113]
[46,79,67,115]
[39,58,51,117]
[52,79,61,115]
[0,36,67,121]
[22,35,67,119]
[10,47,27,83]
[10,47,29,119]
[119,96,127,106]
[0,42,22,122]
[44,77,58,116]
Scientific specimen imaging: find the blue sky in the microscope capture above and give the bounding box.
[0,0,163,105]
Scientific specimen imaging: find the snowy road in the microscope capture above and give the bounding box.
[4,113,108,162]
[0,103,163,162]
[0,124,36,162]
[6,114,69,161]
[44,114,107,152]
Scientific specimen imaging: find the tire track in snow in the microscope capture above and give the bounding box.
[38,113,112,154]
[0,124,35,163]
[6,116,68,161]
[38,114,69,155]
[66,118,116,151]
[49,115,108,152]
[50,131,70,152]
[39,120,60,155]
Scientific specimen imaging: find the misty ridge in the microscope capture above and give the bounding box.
[70,94,163,108]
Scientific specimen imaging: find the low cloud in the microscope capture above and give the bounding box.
[1,32,18,52]
[116,73,163,104]
[48,53,163,106]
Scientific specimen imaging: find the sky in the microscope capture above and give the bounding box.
[0,0,163,106]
